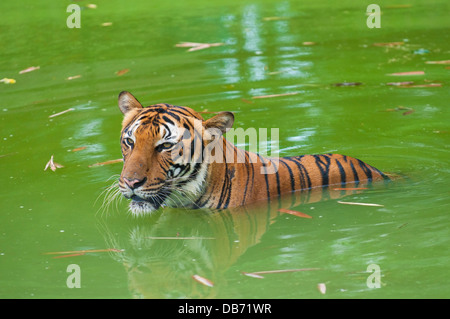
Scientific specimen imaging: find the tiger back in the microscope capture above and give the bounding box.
[117,91,389,215]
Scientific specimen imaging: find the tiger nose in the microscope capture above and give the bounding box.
[124,177,147,190]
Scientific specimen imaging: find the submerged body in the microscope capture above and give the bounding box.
[117,91,388,215]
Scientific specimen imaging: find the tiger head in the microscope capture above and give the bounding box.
[117,91,234,215]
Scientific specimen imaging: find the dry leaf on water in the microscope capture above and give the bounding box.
[88,158,123,167]
[317,283,326,294]
[116,68,129,76]
[332,187,368,191]
[71,146,86,152]
[337,201,383,207]
[0,78,16,84]
[252,92,299,99]
[387,71,424,76]
[19,66,40,74]
[425,60,450,64]
[387,81,414,86]
[44,248,123,258]
[278,208,313,219]
[48,108,74,118]
[175,42,224,52]
[67,75,82,80]
[192,274,214,287]
[242,268,320,279]
[145,236,215,240]
[400,83,442,88]
[44,155,64,172]
[384,106,415,115]
[373,42,404,47]
[333,82,363,87]
[242,272,265,279]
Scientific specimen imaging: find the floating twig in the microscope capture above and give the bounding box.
[175,42,224,52]
[387,71,424,76]
[245,268,320,276]
[88,158,123,167]
[49,108,74,118]
[252,92,298,99]
[67,75,82,80]
[145,236,215,240]
[44,248,123,256]
[278,208,313,219]
[116,68,129,76]
[337,201,384,207]
[192,275,214,287]
[332,187,368,191]
[19,66,40,74]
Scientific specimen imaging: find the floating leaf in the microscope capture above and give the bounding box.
[400,83,442,88]
[252,92,298,99]
[425,60,450,64]
[302,41,316,45]
[48,108,74,118]
[263,16,288,21]
[333,82,363,87]
[373,42,404,47]
[71,146,86,152]
[387,71,424,76]
[0,78,16,84]
[88,158,123,167]
[337,201,383,207]
[242,272,265,279]
[317,283,326,294]
[192,274,214,287]
[385,106,412,112]
[332,187,368,191]
[386,81,414,86]
[278,208,313,219]
[245,268,320,275]
[175,42,224,52]
[44,248,123,256]
[145,236,215,240]
[402,109,415,116]
[19,66,40,74]
[67,75,82,80]
[51,253,86,259]
[241,98,254,104]
[116,68,129,76]
[44,155,64,172]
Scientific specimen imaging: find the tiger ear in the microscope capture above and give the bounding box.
[204,111,234,135]
[118,91,143,115]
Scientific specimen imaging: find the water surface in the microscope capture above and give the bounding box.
[0,0,449,298]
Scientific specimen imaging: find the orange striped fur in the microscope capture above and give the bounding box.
[117,91,388,215]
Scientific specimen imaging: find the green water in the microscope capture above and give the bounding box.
[1,0,449,299]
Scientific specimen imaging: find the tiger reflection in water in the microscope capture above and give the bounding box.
[99,186,386,298]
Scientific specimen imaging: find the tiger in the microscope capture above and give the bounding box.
[117,91,389,215]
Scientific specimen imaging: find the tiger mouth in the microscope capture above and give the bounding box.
[129,190,171,212]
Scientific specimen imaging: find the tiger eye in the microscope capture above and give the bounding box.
[125,138,134,146]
